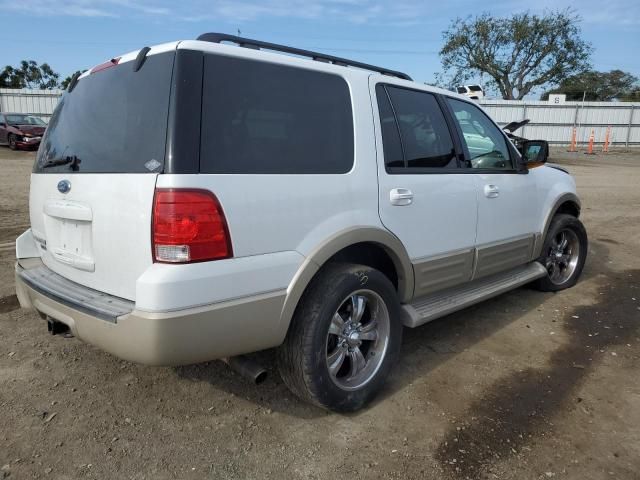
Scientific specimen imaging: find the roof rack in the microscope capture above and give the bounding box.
[196,32,412,81]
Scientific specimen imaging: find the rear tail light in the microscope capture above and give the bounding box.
[152,189,232,263]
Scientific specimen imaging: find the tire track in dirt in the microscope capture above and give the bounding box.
[436,269,640,479]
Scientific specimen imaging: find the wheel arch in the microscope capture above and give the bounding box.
[533,192,582,258]
[277,227,414,341]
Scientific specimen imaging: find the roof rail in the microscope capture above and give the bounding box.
[196,32,412,81]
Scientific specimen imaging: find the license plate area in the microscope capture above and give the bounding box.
[45,217,95,272]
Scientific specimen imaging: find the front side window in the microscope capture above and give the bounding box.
[200,55,353,174]
[376,85,457,171]
[446,98,512,170]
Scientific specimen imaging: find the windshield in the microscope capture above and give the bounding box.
[34,51,175,174]
[6,114,46,126]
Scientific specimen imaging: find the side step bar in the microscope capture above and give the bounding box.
[402,262,547,328]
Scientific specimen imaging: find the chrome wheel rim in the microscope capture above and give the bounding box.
[544,228,580,285]
[325,289,390,391]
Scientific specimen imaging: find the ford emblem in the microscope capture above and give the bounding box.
[57,180,71,194]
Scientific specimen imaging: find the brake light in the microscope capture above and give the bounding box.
[152,189,232,263]
[90,57,121,74]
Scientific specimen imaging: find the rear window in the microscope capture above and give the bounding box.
[200,55,353,174]
[34,51,175,173]
[468,85,483,92]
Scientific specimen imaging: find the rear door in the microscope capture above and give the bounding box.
[29,48,176,301]
[445,97,539,278]
[372,81,478,298]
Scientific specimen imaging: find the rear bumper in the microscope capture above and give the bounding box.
[15,261,286,366]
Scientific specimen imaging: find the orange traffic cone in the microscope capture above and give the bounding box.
[568,127,577,152]
[585,129,595,155]
[602,126,611,153]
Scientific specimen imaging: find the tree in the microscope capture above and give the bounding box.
[60,70,87,90]
[439,10,592,100]
[541,70,639,101]
[0,60,60,89]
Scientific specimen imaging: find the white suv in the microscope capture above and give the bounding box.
[15,34,587,412]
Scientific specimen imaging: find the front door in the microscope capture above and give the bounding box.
[445,97,539,278]
[372,80,478,298]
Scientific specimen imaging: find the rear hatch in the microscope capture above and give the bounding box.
[29,47,176,301]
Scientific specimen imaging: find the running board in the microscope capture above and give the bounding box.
[402,262,547,328]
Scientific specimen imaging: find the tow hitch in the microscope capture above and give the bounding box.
[47,317,71,336]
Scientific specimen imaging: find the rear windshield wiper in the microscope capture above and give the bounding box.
[41,155,82,170]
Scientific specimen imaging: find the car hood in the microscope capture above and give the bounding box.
[502,119,530,133]
[13,125,46,136]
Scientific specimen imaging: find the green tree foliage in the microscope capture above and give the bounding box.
[439,10,592,99]
[0,60,60,89]
[541,70,639,101]
[60,70,87,90]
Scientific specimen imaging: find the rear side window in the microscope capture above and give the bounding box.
[200,55,353,174]
[34,51,175,173]
[376,84,457,171]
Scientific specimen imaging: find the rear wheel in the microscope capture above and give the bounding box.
[8,134,17,150]
[278,263,402,412]
[533,214,587,292]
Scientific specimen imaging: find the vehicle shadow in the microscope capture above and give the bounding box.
[174,239,609,420]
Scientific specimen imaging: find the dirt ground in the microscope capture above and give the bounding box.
[0,147,638,480]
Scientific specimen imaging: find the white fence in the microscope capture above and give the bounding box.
[0,88,63,122]
[1,88,639,146]
[480,99,640,147]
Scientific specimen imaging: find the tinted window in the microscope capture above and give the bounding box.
[200,55,353,174]
[385,86,456,169]
[447,98,512,170]
[34,51,175,173]
[468,85,483,92]
[375,85,404,169]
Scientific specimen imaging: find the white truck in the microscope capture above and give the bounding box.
[15,34,587,411]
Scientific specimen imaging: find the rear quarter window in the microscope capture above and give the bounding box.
[200,55,354,174]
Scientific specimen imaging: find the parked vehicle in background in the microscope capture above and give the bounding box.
[15,34,587,412]
[0,113,47,150]
[456,84,485,100]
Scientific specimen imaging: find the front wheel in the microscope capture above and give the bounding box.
[277,263,402,412]
[8,134,17,150]
[533,214,588,292]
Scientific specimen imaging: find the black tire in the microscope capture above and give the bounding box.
[277,263,402,412]
[8,134,17,150]
[533,214,588,292]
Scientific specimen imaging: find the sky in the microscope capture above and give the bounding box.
[1,0,639,96]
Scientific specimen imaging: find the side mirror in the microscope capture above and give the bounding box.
[522,140,548,164]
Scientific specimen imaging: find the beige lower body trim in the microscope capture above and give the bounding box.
[473,234,535,279]
[16,267,286,366]
[410,234,537,298]
[413,249,474,297]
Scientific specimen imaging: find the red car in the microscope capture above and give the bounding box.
[0,113,47,150]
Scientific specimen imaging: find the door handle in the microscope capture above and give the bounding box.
[390,188,413,206]
[484,184,500,198]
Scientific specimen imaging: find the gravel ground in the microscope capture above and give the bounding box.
[0,147,638,480]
